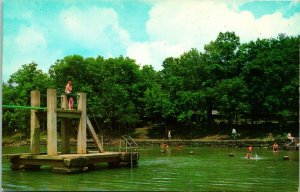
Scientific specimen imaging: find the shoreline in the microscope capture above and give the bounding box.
[3,137,298,150]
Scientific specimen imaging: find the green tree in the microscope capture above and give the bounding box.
[3,63,51,135]
[240,35,299,125]
[215,77,249,126]
[201,32,241,124]
[143,84,175,123]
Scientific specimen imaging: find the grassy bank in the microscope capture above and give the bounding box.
[2,127,285,147]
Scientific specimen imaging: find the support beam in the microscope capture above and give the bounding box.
[30,90,40,154]
[77,92,86,154]
[47,89,57,155]
[61,94,70,154]
[87,117,104,153]
[61,119,71,154]
[61,94,68,110]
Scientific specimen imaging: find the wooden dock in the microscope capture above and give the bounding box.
[5,89,139,174]
[7,151,139,173]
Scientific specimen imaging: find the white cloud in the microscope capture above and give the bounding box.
[3,5,132,82]
[3,26,63,80]
[59,6,130,52]
[255,12,300,38]
[126,0,300,70]
[4,0,299,82]
[127,42,152,65]
[127,41,188,70]
[15,26,48,52]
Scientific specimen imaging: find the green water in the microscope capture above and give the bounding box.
[2,146,299,191]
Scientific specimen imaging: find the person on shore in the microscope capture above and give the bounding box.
[231,128,237,140]
[273,142,279,153]
[65,80,74,109]
[287,132,295,144]
[168,130,171,141]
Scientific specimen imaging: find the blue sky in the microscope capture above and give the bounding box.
[3,0,300,82]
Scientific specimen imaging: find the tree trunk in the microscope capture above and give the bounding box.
[207,106,213,127]
[235,110,238,125]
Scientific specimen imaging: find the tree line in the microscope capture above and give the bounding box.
[3,32,299,137]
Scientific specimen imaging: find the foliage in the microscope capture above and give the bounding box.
[3,63,51,135]
[2,33,299,137]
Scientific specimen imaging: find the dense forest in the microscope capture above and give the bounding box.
[3,32,299,138]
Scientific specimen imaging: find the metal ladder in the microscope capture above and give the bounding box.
[119,135,138,152]
[119,135,139,168]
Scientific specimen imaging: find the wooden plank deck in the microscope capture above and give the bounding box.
[6,151,139,173]
[38,109,82,119]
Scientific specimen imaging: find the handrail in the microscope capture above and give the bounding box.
[119,135,138,152]
[119,135,139,168]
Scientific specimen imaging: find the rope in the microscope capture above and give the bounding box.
[2,105,47,110]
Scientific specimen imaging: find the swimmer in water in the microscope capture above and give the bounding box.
[247,145,253,154]
[273,142,279,153]
[177,144,182,151]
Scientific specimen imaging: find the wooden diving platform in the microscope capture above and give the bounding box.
[5,89,139,174]
[7,151,139,173]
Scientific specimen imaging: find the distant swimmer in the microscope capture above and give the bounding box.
[273,142,279,153]
[247,145,253,154]
[177,144,182,151]
[160,143,165,153]
[166,144,170,150]
[245,145,254,159]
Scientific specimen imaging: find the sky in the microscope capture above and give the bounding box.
[3,0,300,82]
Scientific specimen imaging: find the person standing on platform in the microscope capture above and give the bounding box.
[65,80,74,109]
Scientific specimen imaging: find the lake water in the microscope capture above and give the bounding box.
[2,145,299,191]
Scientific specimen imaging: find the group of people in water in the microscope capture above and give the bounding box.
[159,140,287,159]
[159,132,295,158]
[160,142,281,159]
[160,143,182,152]
[244,142,280,159]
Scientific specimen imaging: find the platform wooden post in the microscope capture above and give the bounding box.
[77,92,86,154]
[61,94,70,154]
[30,90,40,155]
[47,89,57,155]
[61,94,68,109]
